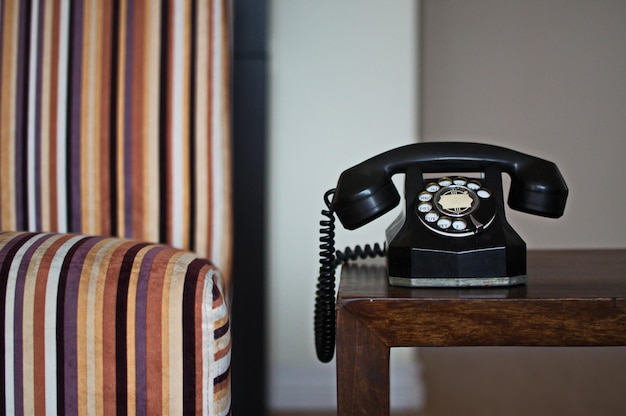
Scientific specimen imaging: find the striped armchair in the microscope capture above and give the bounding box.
[0,0,232,414]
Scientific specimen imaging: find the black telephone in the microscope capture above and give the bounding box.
[315,142,568,362]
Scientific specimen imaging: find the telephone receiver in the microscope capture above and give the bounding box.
[315,142,568,362]
[333,142,567,229]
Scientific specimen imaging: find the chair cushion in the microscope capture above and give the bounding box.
[0,231,231,415]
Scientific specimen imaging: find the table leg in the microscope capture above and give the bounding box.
[336,306,390,416]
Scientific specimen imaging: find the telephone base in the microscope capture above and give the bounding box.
[388,274,527,288]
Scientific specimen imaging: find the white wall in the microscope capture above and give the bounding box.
[268,0,420,410]
[421,0,626,249]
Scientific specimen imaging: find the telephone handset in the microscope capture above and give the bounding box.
[315,142,568,362]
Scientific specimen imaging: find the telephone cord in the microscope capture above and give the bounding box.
[315,189,338,363]
[315,189,387,363]
[335,243,386,266]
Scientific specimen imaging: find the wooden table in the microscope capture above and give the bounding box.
[336,250,626,415]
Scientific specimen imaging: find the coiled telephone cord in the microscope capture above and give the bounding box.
[315,189,386,363]
[335,242,386,265]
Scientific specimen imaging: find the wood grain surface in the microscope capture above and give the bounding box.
[336,250,626,415]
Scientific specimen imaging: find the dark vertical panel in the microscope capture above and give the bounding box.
[231,0,268,414]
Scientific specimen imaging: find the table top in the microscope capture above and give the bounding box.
[339,249,626,300]
[337,250,626,347]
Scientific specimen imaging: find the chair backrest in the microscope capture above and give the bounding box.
[0,0,232,283]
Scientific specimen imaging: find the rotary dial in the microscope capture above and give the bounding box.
[416,176,496,237]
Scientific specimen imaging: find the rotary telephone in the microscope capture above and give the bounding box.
[315,142,568,362]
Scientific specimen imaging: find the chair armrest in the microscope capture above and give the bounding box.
[0,231,231,414]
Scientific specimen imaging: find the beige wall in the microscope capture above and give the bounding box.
[268,0,420,410]
[421,0,626,248]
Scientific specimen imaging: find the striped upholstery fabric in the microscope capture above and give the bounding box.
[0,0,233,414]
[0,0,232,283]
[0,231,231,415]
